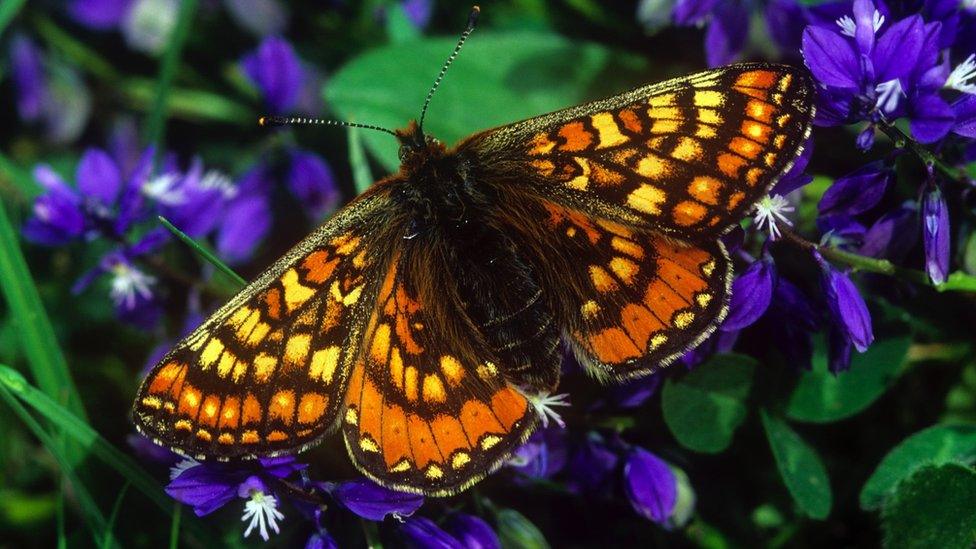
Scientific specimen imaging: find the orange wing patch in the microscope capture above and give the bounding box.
[133,193,393,459]
[343,255,535,496]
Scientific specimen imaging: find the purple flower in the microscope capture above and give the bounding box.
[771,139,814,196]
[818,162,891,217]
[601,374,662,409]
[722,252,777,332]
[859,202,919,261]
[241,36,305,114]
[22,166,86,246]
[332,479,423,521]
[305,531,339,549]
[288,150,340,220]
[952,94,976,138]
[623,447,677,525]
[761,278,819,370]
[400,517,463,549]
[508,427,569,480]
[922,184,950,284]
[565,433,619,496]
[216,165,273,263]
[816,251,874,354]
[68,0,133,29]
[10,34,47,122]
[443,513,501,549]
[402,0,433,29]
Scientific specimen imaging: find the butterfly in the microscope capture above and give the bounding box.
[133,8,814,497]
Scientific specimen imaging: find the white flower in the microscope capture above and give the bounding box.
[169,458,200,480]
[875,78,904,113]
[241,489,284,542]
[753,194,794,240]
[200,170,238,199]
[142,173,185,206]
[945,53,976,94]
[109,261,156,309]
[836,9,884,37]
[524,390,571,429]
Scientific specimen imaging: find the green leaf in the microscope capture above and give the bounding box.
[0,201,87,422]
[661,353,757,453]
[860,424,976,510]
[385,4,421,44]
[760,410,832,520]
[326,31,646,171]
[347,127,375,194]
[937,271,976,293]
[496,508,549,549]
[786,336,911,423]
[881,463,976,549]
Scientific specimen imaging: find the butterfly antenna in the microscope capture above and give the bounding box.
[259,116,398,137]
[417,5,480,134]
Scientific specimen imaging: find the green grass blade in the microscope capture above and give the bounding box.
[0,0,27,37]
[0,200,87,422]
[158,216,247,288]
[0,385,106,546]
[169,503,182,549]
[348,126,375,194]
[0,364,221,546]
[101,482,130,549]
[145,0,200,165]
[121,78,254,126]
[32,14,121,81]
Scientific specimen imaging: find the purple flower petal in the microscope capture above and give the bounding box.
[305,532,339,549]
[241,36,305,114]
[802,26,861,89]
[952,95,976,138]
[77,148,122,206]
[334,479,423,521]
[818,162,890,216]
[765,0,806,55]
[443,513,500,549]
[672,0,720,25]
[10,34,47,122]
[258,455,306,478]
[605,374,662,409]
[817,254,874,353]
[772,139,813,195]
[68,0,133,29]
[909,93,955,144]
[859,202,918,260]
[165,464,239,516]
[23,167,85,246]
[922,186,950,285]
[623,447,677,524]
[509,427,569,480]
[827,322,854,374]
[402,0,433,29]
[722,254,777,331]
[217,194,271,264]
[400,517,463,549]
[566,434,619,496]
[852,0,877,55]
[704,1,750,67]
[872,15,925,82]
[288,151,340,219]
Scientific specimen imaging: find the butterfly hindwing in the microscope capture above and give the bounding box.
[133,190,397,458]
[465,63,814,240]
[342,236,538,496]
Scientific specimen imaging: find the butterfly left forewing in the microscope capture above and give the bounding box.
[133,189,399,458]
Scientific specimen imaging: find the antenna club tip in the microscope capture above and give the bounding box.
[258,116,268,127]
[468,6,480,26]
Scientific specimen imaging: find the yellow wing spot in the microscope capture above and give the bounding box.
[254,353,277,382]
[440,355,465,387]
[390,459,412,473]
[698,108,722,125]
[370,323,391,364]
[747,100,773,123]
[345,408,359,425]
[774,134,787,148]
[589,265,619,293]
[245,321,271,347]
[242,430,260,443]
[196,429,212,442]
[611,237,644,259]
[223,406,236,420]
[689,176,723,206]
[284,333,311,367]
[281,268,315,313]
[360,436,380,453]
[164,402,175,412]
[182,388,200,408]
[425,464,444,480]
[566,157,591,191]
[701,260,717,276]
[530,159,555,177]
[746,167,765,186]
[694,90,723,107]
[650,119,680,134]
[635,154,673,180]
[529,132,556,156]
[591,112,628,148]
[335,235,361,256]
[627,183,666,215]
[390,346,405,389]
[743,120,772,143]
[405,366,419,401]
[140,396,162,409]
[269,390,295,422]
[352,250,367,268]
[673,311,695,329]
[200,338,225,369]
[175,419,192,432]
[609,257,639,285]
[649,93,676,107]
[674,200,708,226]
[649,333,668,350]
[696,124,717,139]
[423,374,447,403]
[341,285,363,306]
[566,226,577,238]
[481,435,502,450]
[672,137,702,161]
[777,73,793,91]
[203,400,218,419]
[581,300,601,319]
[696,293,713,307]
[764,152,778,168]
[218,433,234,445]
[776,113,792,127]
[310,346,341,383]
[234,308,259,338]
[451,452,471,469]
[648,106,680,119]
[476,362,498,381]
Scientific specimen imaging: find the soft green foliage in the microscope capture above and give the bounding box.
[496,507,550,549]
[861,424,976,510]
[760,410,832,520]
[881,463,976,549]
[786,336,911,423]
[662,354,757,453]
[327,31,646,171]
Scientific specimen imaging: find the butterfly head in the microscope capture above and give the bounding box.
[396,120,446,168]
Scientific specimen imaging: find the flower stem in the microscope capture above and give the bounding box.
[158,216,247,288]
[875,119,966,183]
[780,229,931,286]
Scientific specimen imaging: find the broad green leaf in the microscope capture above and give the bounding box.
[326,31,647,171]
[861,424,976,510]
[881,463,976,549]
[938,271,976,293]
[786,336,911,423]
[662,354,757,453]
[496,508,549,549]
[760,410,832,520]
